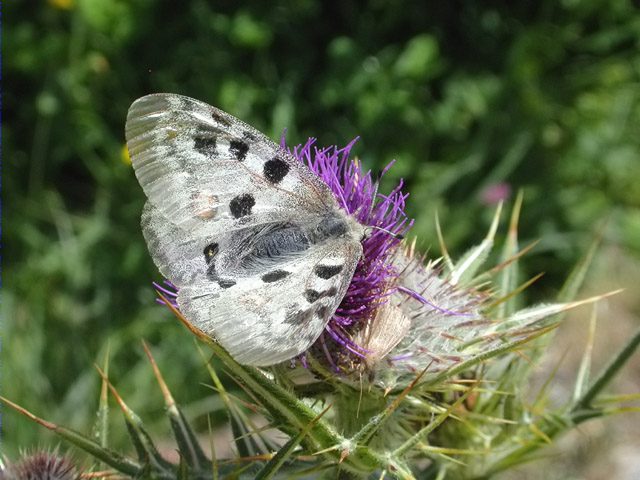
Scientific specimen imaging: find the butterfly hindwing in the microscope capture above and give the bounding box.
[177,238,362,366]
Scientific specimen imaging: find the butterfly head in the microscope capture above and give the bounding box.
[314,212,365,244]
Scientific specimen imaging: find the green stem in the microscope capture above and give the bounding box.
[206,341,392,476]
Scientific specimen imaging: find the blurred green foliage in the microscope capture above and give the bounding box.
[4,0,640,455]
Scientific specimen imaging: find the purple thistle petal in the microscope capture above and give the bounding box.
[290,139,415,369]
[396,285,474,317]
[153,280,178,307]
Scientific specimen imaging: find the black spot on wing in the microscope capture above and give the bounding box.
[304,288,338,303]
[218,279,236,289]
[229,140,249,161]
[263,156,290,184]
[203,243,219,264]
[305,290,321,303]
[205,263,237,289]
[194,135,217,156]
[285,308,313,325]
[316,305,329,319]
[210,110,232,127]
[229,194,255,218]
[243,131,257,141]
[314,264,343,279]
[261,270,290,283]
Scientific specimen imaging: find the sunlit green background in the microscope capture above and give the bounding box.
[5,0,640,476]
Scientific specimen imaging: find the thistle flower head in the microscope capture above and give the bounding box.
[288,139,488,381]
[290,139,414,370]
[0,450,80,480]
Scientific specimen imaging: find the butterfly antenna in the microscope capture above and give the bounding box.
[366,225,404,240]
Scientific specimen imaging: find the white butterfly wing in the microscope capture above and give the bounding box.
[141,202,212,285]
[126,93,334,235]
[142,199,361,365]
[177,240,362,366]
[129,94,365,366]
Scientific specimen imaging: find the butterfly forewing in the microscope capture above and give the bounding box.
[126,94,335,235]
[141,202,213,285]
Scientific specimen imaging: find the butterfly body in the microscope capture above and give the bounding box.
[127,94,363,366]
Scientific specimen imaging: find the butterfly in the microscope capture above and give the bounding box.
[126,94,365,366]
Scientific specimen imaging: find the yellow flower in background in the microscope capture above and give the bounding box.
[48,0,74,10]
[121,144,131,165]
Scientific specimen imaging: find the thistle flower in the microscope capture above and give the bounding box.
[155,137,485,379]
[287,139,514,388]
[479,182,512,205]
[0,450,80,480]
[290,138,413,372]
